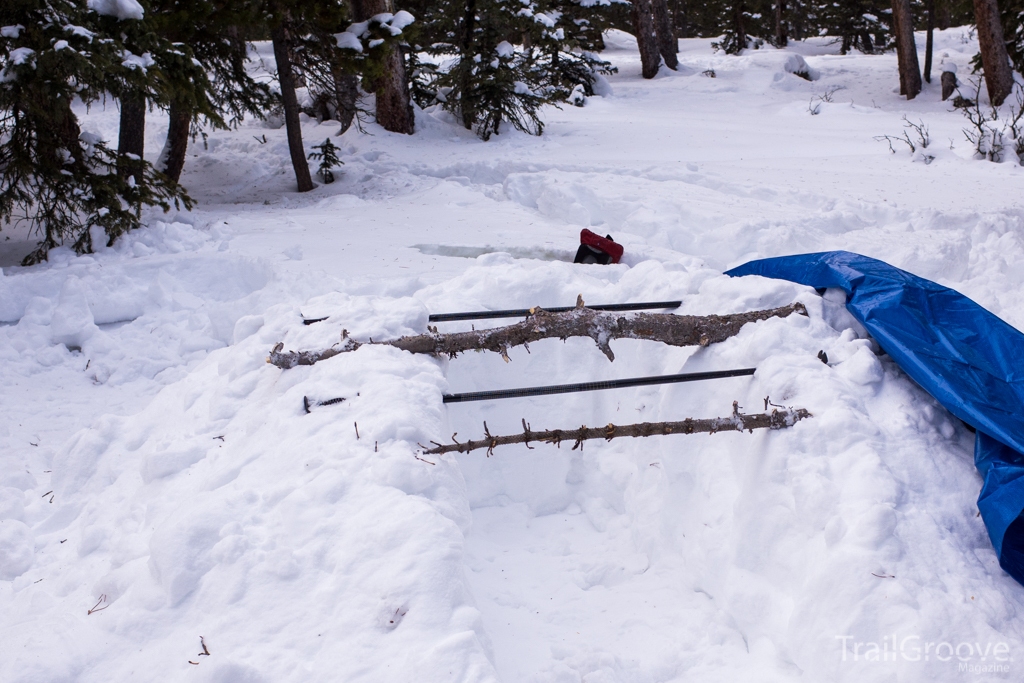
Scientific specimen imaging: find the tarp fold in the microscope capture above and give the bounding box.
[726,251,1024,585]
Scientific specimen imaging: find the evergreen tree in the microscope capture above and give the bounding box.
[1,0,189,264]
[347,0,415,134]
[711,0,773,54]
[88,0,217,184]
[814,0,891,54]
[146,0,275,183]
[533,0,618,96]
[410,0,613,139]
[308,137,343,182]
[1002,0,1024,76]
[308,6,418,131]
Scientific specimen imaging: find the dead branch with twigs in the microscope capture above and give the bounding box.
[420,402,812,456]
[269,300,807,369]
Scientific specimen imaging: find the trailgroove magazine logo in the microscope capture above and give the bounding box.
[836,635,1012,672]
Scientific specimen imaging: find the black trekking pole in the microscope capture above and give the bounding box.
[427,300,682,323]
[443,368,756,403]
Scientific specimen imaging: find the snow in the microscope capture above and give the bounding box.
[1,24,24,39]
[495,41,515,58]
[334,31,363,53]
[8,46,35,65]
[1,47,35,82]
[87,0,145,21]
[783,52,819,80]
[64,24,96,41]
[121,50,155,72]
[4,28,1024,683]
[390,10,416,31]
[534,12,557,28]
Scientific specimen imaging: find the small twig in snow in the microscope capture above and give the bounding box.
[88,595,108,615]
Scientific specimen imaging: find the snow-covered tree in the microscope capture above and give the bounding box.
[409,0,614,139]
[1002,0,1024,78]
[0,0,189,264]
[144,0,274,183]
[345,0,415,134]
[533,0,618,94]
[813,0,892,54]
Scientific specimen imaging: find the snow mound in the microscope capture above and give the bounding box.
[783,53,819,81]
[87,0,144,21]
[7,251,1021,681]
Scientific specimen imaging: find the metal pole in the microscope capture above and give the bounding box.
[427,300,682,323]
[443,368,756,403]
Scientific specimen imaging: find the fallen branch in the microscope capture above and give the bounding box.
[87,594,108,615]
[420,402,811,456]
[270,301,806,369]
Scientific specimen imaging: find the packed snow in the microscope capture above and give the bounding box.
[3,28,1024,682]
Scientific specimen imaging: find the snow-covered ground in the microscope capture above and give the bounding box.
[3,28,1024,682]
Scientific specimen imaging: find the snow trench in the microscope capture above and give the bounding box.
[4,246,1020,682]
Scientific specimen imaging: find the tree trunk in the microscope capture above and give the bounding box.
[159,101,191,183]
[941,70,957,100]
[891,0,922,99]
[350,0,414,134]
[632,0,662,78]
[334,71,359,134]
[859,31,874,54]
[651,0,678,68]
[272,21,314,192]
[673,0,686,38]
[937,0,951,29]
[973,0,1014,106]
[775,0,788,47]
[459,0,477,128]
[733,2,748,52]
[117,92,146,182]
[375,44,415,133]
[924,0,934,83]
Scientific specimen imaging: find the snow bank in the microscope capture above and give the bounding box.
[12,246,1012,681]
[4,25,1024,683]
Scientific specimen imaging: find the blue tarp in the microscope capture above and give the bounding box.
[725,251,1024,586]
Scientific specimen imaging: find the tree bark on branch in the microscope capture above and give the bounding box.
[269,302,807,368]
[421,403,812,456]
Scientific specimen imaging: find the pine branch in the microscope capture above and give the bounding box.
[269,301,807,369]
[421,403,812,456]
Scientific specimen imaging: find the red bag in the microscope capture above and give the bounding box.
[575,229,623,264]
